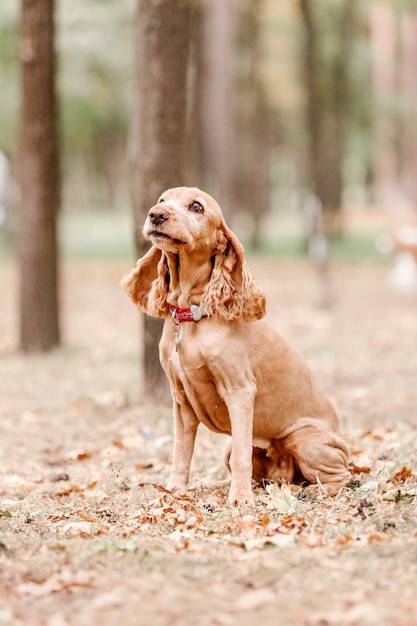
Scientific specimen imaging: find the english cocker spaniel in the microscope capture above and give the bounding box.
[122,187,351,504]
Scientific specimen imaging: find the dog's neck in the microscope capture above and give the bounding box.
[165,249,213,309]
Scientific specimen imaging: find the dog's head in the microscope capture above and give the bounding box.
[122,187,266,322]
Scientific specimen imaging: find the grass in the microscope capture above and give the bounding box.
[1,206,388,263]
[254,233,386,262]
[59,208,136,261]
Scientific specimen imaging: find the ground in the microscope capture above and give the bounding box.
[1,254,417,626]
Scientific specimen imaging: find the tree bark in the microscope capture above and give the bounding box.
[129,0,193,401]
[18,0,60,352]
[299,0,354,236]
[199,0,236,221]
[235,0,272,249]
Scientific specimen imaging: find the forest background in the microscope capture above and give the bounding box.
[1,1,417,625]
[1,0,416,243]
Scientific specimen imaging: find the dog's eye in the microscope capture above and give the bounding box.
[158,197,165,203]
[189,201,204,213]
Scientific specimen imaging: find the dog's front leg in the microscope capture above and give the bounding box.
[226,389,256,506]
[166,401,199,492]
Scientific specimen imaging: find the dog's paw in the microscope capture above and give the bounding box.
[166,479,187,493]
[228,488,255,507]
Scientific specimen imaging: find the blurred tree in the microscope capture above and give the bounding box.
[129,0,193,401]
[0,1,135,214]
[393,2,417,209]
[187,0,271,236]
[18,0,60,352]
[186,3,205,189]
[235,0,273,249]
[0,5,19,158]
[298,0,357,236]
[198,0,236,221]
[58,0,135,211]
[371,1,417,210]
[344,1,374,205]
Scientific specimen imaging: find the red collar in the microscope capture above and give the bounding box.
[169,304,205,323]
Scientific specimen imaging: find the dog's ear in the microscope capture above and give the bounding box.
[121,246,170,318]
[201,222,266,322]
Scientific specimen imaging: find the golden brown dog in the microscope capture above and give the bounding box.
[122,187,351,504]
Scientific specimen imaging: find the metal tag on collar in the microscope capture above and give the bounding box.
[190,304,202,321]
[170,306,180,324]
[175,328,181,351]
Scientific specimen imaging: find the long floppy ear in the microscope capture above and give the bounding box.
[201,223,266,322]
[121,246,171,318]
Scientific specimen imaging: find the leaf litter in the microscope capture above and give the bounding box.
[1,261,417,625]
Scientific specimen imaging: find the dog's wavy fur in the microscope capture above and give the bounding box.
[123,224,265,323]
[122,186,351,504]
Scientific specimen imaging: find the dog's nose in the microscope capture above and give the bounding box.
[148,208,169,226]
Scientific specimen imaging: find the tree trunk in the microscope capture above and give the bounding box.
[18,0,60,352]
[235,0,272,250]
[199,0,236,222]
[299,0,354,236]
[129,0,192,402]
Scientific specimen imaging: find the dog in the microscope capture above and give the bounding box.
[122,187,351,504]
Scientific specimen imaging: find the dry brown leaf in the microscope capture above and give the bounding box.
[54,485,81,497]
[236,515,259,536]
[351,465,371,474]
[367,531,391,544]
[184,514,203,529]
[138,482,173,494]
[258,514,270,527]
[77,511,96,523]
[66,449,93,461]
[389,466,414,483]
[167,529,192,551]
[333,534,353,548]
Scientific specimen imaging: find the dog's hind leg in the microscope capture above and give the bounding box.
[281,426,351,487]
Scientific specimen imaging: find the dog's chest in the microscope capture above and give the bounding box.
[161,326,231,434]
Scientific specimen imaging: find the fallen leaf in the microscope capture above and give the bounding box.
[78,512,97,523]
[388,466,414,483]
[184,514,203,529]
[351,465,371,474]
[167,528,191,551]
[367,531,391,544]
[66,449,93,462]
[61,522,95,536]
[137,482,173,494]
[236,515,259,536]
[264,483,298,514]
